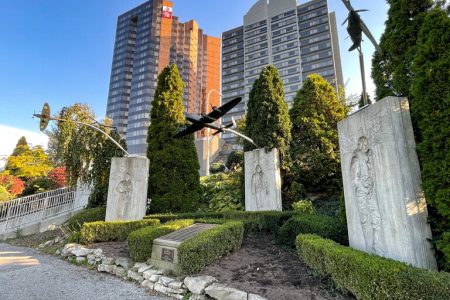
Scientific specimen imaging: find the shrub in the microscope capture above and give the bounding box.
[177,221,244,274]
[0,186,12,202]
[292,200,315,214]
[0,174,25,197]
[200,171,244,212]
[145,212,224,223]
[21,177,56,196]
[209,163,225,174]
[296,234,450,299]
[226,150,244,170]
[66,207,106,231]
[80,219,160,243]
[128,219,195,262]
[276,214,347,247]
[47,167,67,188]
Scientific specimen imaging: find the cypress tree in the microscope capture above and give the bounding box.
[12,136,28,156]
[244,65,291,169]
[372,0,432,100]
[147,64,201,213]
[289,74,348,193]
[410,8,450,270]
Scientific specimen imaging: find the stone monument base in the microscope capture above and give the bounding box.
[244,148,282,211]
[105,156,149,221]
[338,96,437,270]
[149,223,217,271]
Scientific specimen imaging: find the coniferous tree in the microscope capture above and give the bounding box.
[244,65,292,169]
[358,93,372,108]
[147,64,201,213]
[289,74,348,193]
[372,0,432,100]
[11,136,28,156]
[410,7,450,270]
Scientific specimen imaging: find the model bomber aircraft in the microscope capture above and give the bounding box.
[174,97,242,138]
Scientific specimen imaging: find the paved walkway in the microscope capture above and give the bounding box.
[0,243,172,300]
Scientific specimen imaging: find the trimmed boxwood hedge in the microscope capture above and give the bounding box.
[66,207,106,231]
[128,219,195,262]
[276,213,347,247]
[80,219,160,243]
[177,221,244,274]
[145,211,298,234]
[296,234,450,299]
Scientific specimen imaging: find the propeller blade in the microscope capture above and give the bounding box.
[341,16,349,25]
[355,9,369,13]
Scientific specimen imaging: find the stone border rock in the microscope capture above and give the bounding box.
[56,243,267,300]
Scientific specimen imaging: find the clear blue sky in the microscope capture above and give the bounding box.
[0,0,388,135]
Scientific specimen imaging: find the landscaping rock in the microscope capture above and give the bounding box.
[102,257,115,265]
[115,257,133,269]
[55,249,61,255]
[75,257,86,264]
[141,280,151,288]
[71,246,96,257]
[158,276,175,287]
[43,240,53,247]
[205,283,247,300]
[137,264,152,275]
[154,283,185,295]
[149,274,162,283]
[189,294,208,300]
[127,270,144,283]
[114,266,127,278]
[169,294,184,300]
[248,294,267,300]
[131,262,148,272]
[61,243,81,257]
[184,275,217,295]
[98,264,115,273]
[142,269,162,280]
[168,280,183,290]
[93,248,103,257]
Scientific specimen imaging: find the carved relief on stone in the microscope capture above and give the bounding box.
[251,163,268,210]
[115,172,133,218]
[350,136,382,254]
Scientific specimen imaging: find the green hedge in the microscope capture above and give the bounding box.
[296,234,450,299]
[66,207,106,231]
[145,210,298,234]
[80,219,160,243]
[128,219,195,262]
[276,213,347,247]
[177,221,244,274]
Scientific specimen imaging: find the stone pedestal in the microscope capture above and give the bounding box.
[105,156,149,221]
[338,96,437,270]
[150,223,217,271]
[244,148,282,211]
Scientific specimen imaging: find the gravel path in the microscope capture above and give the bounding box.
[0,243,172,300]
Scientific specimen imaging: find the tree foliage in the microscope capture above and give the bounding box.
[47,167,67,188]
[4,146,52,181]
[358,93,372,108]
[147,64,201,213]
[11,136,28,156]
[0,174,25,197]
[244,65,292,169]
[51,103,126,207]
[0,186,11,202]
[410,7,450,270]
[372,0,432,100]
[289,74,348,193]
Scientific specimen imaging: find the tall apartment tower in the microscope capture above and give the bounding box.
[106,0,221,163]
[221,0,343,145]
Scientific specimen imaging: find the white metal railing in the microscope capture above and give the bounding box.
[0,186,89,234]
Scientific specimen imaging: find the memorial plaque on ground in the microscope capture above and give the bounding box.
[150,223,217,271]
[338,96,437,270]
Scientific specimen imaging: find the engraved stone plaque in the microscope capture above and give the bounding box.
[161,248,174,263]
[338,96,437,270]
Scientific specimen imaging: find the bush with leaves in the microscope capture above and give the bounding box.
[200,170,244,212]
[245,65,291,169]
[410,7,450,271]
[289,74,348,193]
[0,174,25,197]
[292,200,315,214]
[226,150,244,170]
[147,64,201,213]
[47,167,67,188]
[5,146,53,181]
[209,163,225,174]
[0,186,12,202]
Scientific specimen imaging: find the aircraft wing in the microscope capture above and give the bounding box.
[205,97,242,121]
[173,123,205,138]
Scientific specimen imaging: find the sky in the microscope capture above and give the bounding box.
[0,0,388,157]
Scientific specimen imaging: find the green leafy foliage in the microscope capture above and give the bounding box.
[209,163,225,174]
[144,212,224,223]
[66,207,106,231]
[296,234,450,299]
[176,221,244,274]
[371,0,432,100]
[147,64,201,213]
[21,177,56,196]
[225,150,244,170]
[0,186,12,202]
[289,74,348,193]
[410,7,450,271]
[200,171,244,212]
[276,214,347,247]
[358,93,372,108]
[128,219,195,262]
[79,219,160,243]
[5,146,53,181]
[245,65,292,169]
[291,200,315,214]
[11,136,28,156]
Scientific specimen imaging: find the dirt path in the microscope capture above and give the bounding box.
[200,235,353,300]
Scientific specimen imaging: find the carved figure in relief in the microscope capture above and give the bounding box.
[116,173,133,217]
[350,136,382,253]
[251,164,268,210]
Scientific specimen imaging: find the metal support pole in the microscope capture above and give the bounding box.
[358,47,368,106]
[223,128,259,148]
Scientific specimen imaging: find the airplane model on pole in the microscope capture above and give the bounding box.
[341,0,382,106]
[174,97,258,147]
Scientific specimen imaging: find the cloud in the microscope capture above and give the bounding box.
[0,124,49,169]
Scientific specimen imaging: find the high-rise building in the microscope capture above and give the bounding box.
[221,0,343,145]
[106,0,221,163]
